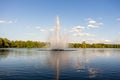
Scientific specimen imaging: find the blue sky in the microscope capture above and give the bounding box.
[0,0,120,43]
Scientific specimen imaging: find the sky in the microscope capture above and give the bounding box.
[0,0,120,43]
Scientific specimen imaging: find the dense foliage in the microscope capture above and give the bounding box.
[0,38,46,48]
[69,41,120,48]
[0,38,120,48]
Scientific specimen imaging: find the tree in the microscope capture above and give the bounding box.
[0,38,3,48]
[81,41,86,48]
[2,38,10,48]
[26,41,34,48]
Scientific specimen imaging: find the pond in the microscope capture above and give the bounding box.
[0,48,120,80]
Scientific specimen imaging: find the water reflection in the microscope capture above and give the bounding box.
[0,49,9,61]
[48,51,69,80]
[48,50,100,80]
[50,52,60,80]
[0,48,120,80]
[70,49,100,78]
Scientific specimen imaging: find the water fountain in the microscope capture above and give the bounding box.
[49,16,68,51]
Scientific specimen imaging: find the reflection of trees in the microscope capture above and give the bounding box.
[85,49,120,58]
[0,49,50,68]
[0,49,9,60]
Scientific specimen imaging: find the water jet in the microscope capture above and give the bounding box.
[49,16,68,51]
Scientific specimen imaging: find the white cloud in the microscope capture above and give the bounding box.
[114,40,120,44]
[71,28,79,32]
[117,18,120,21]
[74,26,85,29]
[85,39,96,43]
[73,32,94,37]
[35,26,41,29]
[35,25,55,33]
[87,20,103,28]
[0,19,15,24]
[37,27,55,33]
[104,40,111,43]
[97,39,112,43]
[85,18,93,21]
[118,32,120,35]
[71,25,85,32]
[49,28,54,31]
[8,21,13,23]
[40,29,46,32]
[0,20,6,24]
[83,39,112,43]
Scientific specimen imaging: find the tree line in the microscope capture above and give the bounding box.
[0,38,120,48]
[69,41,120,48]
[0,38,46,48]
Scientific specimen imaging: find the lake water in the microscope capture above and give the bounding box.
[0,48,120,80]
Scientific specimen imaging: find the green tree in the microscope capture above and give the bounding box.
[26,41,34,48]
[81,41,86,48]
[2,38,10,48]
[0,38,3,48]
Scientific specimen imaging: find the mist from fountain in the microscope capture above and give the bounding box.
[48,16,68,51]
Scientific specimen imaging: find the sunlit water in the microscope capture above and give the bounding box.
[0,48,120,80]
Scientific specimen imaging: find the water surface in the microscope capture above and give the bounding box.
[0,48,120,80]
